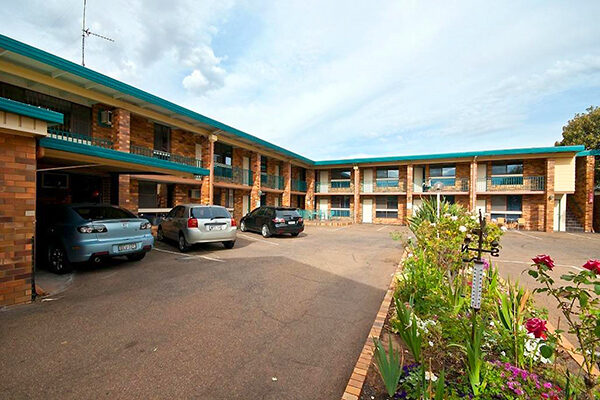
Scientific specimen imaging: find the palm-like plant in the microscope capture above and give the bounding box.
[373,335,403,397]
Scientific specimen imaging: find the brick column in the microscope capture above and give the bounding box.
[0,135,36,306]
[250,152,262,209]
[208,134,217,204]
[469,158,477,211]
[574,155,595,232]
[282,161,292,207]
[406,164,413,220]
[111,109,137,212]
[353,165,360,223]
[305,169,315,211]
[544,158,555,232]
[200,136,212,205]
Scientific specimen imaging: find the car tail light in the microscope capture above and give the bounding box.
[187,218,198,228]
[77,224,107,234]
[273,217,285,224]
[231,218,237,227]
[140,221,152,230]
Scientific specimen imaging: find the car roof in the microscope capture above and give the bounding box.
[182,204,227,208]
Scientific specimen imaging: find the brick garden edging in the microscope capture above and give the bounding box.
[341,250,406,400]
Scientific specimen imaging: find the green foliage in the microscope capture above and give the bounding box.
[408,198,463,231]
[392,298,422,363]
[373,335,403,397]
[452,318,487,396]
[495,280,531,367]
[557,105,600,182]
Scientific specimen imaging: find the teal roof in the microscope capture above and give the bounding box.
[0,96,63,125]
[313,145,586,166]
[577,149,600,156]
[0,34,313,165]
[39,136,209,176]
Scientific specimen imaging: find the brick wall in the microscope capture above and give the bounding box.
[455,195,469,209]
[522,194,545,231]
[91,103,113,142]
[305,169,315,211]
[0,134,36,306]
[524,159,545,176]
[573,156,595,232]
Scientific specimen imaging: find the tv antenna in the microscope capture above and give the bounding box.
[81,0,114,66]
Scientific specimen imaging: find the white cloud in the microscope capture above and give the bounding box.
[182,46,227,94]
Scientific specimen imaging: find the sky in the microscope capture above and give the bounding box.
[2,0,600,161]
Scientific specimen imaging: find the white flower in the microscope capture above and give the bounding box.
[428,341,434,347]
[524,333,552,364]
[471,215,478,220]
[443,213,451,218]
[450,215,458,221]
[431,222,436,227]
[489,321,495,327]
[500,226,508,232]
[459,225,467,233]
[501,351,506,357]
[424,371,438,382]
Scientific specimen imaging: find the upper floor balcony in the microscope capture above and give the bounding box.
[416,177,469,193]
[261,173,284,190]
[291,179,307,192]
[214,163,253,186]
[130,144,202,168]
[361,178,406,193]
[315,179,354,193]
[477,176,545,192]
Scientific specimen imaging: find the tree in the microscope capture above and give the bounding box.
[557,106,600,185]
[557,106,600,149]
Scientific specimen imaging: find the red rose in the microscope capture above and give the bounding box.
[583,259,600,274]
[532,254,555,270]
[525,318,548,339]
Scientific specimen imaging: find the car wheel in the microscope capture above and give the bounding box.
[127,252,146,261]
[157,226,164,241]
[240,221,247,232]
[178,233,190,252]
[261,224,271,238]
[291,232,299,237]
[48,244,73,274]
[223,241,235,249]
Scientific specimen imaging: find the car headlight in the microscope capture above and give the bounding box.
[140,221,152,230]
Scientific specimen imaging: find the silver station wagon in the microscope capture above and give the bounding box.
[157,205,237,252]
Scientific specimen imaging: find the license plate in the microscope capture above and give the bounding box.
[288,221,296,225]
[118,243,137,251]
[208,225,224,231]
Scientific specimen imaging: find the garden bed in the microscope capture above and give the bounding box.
[352,199,599,399]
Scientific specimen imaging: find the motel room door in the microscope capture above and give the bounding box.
[319,198,329,219]
[363,169,373,192]
[362,198,373,223]
[242,157,250,185]
[242,194,250,216]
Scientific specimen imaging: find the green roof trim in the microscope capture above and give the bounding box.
[0,96,64,125]
[577,149,600,156]
[313,145,586,166]
[0,34,313,165]
[39,136,209,176]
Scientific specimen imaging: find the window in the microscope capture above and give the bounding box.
[224,189,234,209]
[430,165,456,177]
[331,195,351,217]
[191,207,211,219]
[491,161,523,175]
[154,123,171,152]
[331,169,351,180]
[261,157,268,173]
[376,168,399,179]
[210,206,231,219]
[174,206,185,218]
[491,195,522,222]
[138,182,158,208]
[214,143,233,165]
[375,196,398,218]
[73,205,136,220]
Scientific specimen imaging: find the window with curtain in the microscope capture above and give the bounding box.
[375,196,398,218]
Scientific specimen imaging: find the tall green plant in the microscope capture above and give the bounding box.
[451,318,487,396]
[392,297,422,363]
[373,335,403,397]
[496,280,530,367]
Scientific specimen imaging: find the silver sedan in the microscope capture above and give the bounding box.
[157,204,237,252]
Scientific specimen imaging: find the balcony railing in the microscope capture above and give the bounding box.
[291,179,307,192]
[297,208,353,220]
[420,177,469,192]
[214,163,253,186]
[261,173,284,190]
[130,145,202,168]
[315,180,354,193]
[47,128,113,148]
[361,179,407,193]
[477,176,545,192]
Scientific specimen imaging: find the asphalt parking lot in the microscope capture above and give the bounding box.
[495,230,600,336]
[0,224,404,400]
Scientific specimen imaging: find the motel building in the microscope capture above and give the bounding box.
[0,34,597,306]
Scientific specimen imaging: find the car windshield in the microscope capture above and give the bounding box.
[276,209,300,218]
[73,206,136,220]
[190,207,231,219]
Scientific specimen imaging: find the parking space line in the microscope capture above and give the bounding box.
[566,232,597,241]
[377,226,389,231]
[238,234,280,246]
[512,230,542,240]
[153,248,182,256]
[333,226,348,231]
[496,259,583,271]
[185,255,225,263]
[153,247,226,262]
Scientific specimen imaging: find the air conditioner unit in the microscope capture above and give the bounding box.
[100,110,112,126]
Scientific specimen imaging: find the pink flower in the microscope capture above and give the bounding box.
[482,259,490,270]
[532,254,555,270]
[582,259,600,274]
[525,318,548,339]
